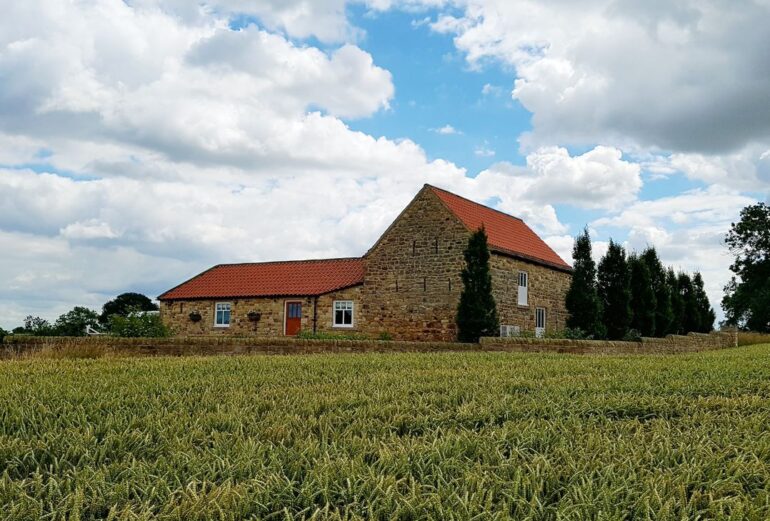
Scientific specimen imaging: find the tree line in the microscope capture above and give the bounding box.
[566,229,715,340]
[0,293,168,341]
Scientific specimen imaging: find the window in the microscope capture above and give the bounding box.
[535,307,546,338]
[333,300,354,327]
[517,271,528,306]
[215,302,231,327]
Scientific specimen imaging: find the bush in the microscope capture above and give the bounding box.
[109,312,170,338]
[296,330,371,341]
[622,329,642,342]
[0,327,7,343]
[377,332,393,341]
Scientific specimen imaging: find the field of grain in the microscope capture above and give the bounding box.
[1,345,770,520]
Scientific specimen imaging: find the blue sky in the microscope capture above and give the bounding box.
[0,0,768,328]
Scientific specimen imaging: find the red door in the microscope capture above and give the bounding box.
[285,302,302,336]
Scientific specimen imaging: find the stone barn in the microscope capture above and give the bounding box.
[159,185,572,341]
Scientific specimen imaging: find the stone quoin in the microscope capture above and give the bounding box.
[159,185,573,341]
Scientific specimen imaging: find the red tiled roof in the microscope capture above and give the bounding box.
[429,185,572,271]
[159,257,364,300]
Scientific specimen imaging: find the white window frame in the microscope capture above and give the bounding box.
[517,271,528,307]
[535,307,546,338]
[333,300,354,328]
[214,302,231,327]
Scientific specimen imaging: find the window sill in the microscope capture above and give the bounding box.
[213,325,231,328]
[332,325,355,329]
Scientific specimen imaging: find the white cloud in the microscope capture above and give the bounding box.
[432,124,461,135]
[474,143,495,157]
[429,0,770,166]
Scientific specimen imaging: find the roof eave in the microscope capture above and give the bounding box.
[490,247,573,273]
[158,281,365,301]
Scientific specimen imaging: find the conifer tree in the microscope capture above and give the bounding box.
[565,228,605,338]
[667,268,684,334]
[692,272,715,332]
[628,253,656,337]
[456,227,499,342]
[597,240,632,340]
[678,272,699,334]
[641,247,673,337]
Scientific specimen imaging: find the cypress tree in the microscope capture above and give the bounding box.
[628,253,656,337]
[641,247,673,337]
[565,228,605,338]
[456,226,499,342]
[597,240,632,340]
[692,272,715,332]
[667,268,684,334]
[679,272,699,334]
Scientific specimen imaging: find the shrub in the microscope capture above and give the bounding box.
[623,328,642,342]
[109,311,170,338]
[296,330,371,341]
[377,332,393,341]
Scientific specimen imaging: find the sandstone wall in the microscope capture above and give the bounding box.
[2,331,738,358]
[160,285,361,337]
[359,188,469,341]
[480,331,738,354]
[490,254,571,334]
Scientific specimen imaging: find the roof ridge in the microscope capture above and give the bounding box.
[214,256,363,268]
[425,184,524,223]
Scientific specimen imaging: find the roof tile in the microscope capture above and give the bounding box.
[159,258,364,300]
[429,185,571,270]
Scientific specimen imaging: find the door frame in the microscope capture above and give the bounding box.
[283,300,303,336]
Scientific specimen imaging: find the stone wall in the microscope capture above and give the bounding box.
[480,331,738,354]
[160,285,362,337]
[1,331,738,358]
[359,187,470,341]
[490,254,571,334]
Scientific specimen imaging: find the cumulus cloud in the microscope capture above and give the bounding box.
[432,124,461,135]
[430,0,770,161]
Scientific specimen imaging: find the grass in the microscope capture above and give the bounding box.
[1,345,770,520]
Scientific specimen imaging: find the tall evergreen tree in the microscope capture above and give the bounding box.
[597,240,632,340]
[692,272,715,332]
[641,247,673,337]
[628,253,656,337]
[678,273,700,334]
[565,228,605,338]
[456,227,499,342]
[667,268,684,334]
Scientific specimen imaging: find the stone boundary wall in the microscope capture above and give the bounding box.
[479,331,737,354]
[2,331,737,358]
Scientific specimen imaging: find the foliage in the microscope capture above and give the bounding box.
[377,331,393,341]
[667,268,684,334]
[108,310,170,338]
[2,347,770,519]
[0,326,6,343]
[565,228,605,338]
[622,328,642,342]
[19,316,55,336]
[100,292,158,325]
[296,330,371,341]
[722,202,770,332]
[597,240,632,340]
[679,273,699,335]
[53,306,100,337]
[692,272,716,332]
[641,247,674,336]
[456,227,499,343]
[628,253,657,337]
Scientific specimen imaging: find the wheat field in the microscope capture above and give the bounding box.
[1,345,770,520]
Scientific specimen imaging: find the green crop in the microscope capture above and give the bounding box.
[1,345,770,520]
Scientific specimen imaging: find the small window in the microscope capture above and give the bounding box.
[333,300,354,327]
[535,307,546,338]
[215,302,231,327]
[518,271,528,306]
